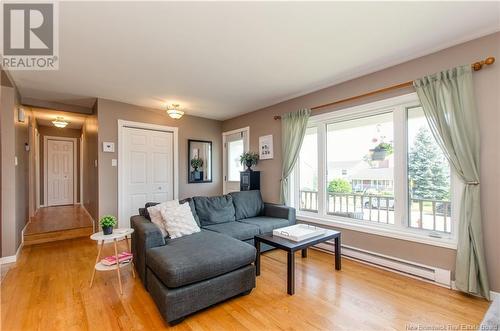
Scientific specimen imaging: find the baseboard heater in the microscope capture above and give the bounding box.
[313,241,451,287]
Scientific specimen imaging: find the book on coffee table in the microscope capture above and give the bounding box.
[272,224,326,242]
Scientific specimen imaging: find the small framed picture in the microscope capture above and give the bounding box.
[259,135,273,160]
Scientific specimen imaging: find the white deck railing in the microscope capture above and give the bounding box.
[299,190,451,233]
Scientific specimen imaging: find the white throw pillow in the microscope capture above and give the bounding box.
[147,200,179,237]
[160,202,201,239]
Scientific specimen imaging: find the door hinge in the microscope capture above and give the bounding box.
[224,175,227,181]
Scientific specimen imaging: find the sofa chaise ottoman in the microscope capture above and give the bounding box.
[131,190,296,325]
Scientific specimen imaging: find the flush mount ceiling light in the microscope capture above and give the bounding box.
[52,117,69,128]
[164,103,184,119]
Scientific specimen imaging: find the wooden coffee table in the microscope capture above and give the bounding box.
[254,228,341,295]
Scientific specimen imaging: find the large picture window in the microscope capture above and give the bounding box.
[299,127,318,212]
[407,107,451,233]
[326,112,394,224]
[293,94,456,243]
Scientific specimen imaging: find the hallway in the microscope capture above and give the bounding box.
[24,205,94,245]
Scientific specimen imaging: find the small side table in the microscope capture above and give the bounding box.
[90,228,135,295]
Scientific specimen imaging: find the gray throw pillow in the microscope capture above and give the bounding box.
[193,195,236,226]
[179,198,201,226]
[230,190,264,220]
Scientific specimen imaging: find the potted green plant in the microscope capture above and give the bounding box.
[190,157,203,171]
[369,142,393,161]
[190,157,204,180]
[100,215,117,235]
[240,152,259,171]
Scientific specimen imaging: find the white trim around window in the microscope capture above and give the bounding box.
[293,93,459,249]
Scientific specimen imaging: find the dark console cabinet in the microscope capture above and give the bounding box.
[240,171,260,191]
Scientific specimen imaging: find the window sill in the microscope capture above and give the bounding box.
[297,213,457,250]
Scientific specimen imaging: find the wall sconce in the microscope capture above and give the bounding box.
[17,107,25,123]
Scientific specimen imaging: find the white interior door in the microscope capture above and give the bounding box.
[121,127,174,228]
[223,128,249,194]
[47,139,74,206]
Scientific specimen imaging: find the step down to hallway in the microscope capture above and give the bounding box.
[24,205,95,245]
[24,226,94,246]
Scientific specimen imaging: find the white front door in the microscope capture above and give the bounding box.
[223,128,249,194]
[47,139,74,206]
[121,127,174,228]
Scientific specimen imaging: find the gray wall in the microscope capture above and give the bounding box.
[222,32,500,291]
[96,98,223,218]
[1,76,30,257]
[82,109,99,221]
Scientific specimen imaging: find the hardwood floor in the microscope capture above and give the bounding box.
[1,237,489,331]
[24,205,94,245]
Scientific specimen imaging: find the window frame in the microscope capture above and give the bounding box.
[292,93,459,249]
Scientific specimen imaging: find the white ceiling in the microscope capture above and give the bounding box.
[9,2,500,120]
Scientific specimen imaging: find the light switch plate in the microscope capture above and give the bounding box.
[111,159,117,166]
[103,142,115,152]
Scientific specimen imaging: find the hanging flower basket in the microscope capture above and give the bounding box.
[369,142,393,161]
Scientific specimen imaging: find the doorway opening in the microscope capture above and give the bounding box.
[24,107,93,245]
[222,127,249,194]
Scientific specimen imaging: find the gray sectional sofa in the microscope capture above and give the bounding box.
[130,190,296,325]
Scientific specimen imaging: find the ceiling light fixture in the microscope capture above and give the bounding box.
[52,117,69,128]
[164,103,184,119]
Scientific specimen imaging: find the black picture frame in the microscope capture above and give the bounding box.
[188,139,213,184]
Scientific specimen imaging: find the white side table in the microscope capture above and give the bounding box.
[89,228,135,294]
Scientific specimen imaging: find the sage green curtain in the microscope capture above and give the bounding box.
[413,65,489,299]
[280,108,311,205]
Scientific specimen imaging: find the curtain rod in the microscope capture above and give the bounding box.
[274,56,495,120]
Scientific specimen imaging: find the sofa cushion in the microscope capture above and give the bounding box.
[143,202,160,220]
[147,200,179,237]
[193,195,235,225]
[146,231,255,288]
[202,222,260,241]
[160,202,201,239]
[143,200,200,226]
[229,190,264,220]
[237,216,290,234]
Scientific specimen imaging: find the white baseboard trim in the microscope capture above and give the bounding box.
[314,241,451,287]
[0,220,30,265]
[0,255,17,265]
[451,281,499,301]
[317,241,499,300]
[80,204,96,232]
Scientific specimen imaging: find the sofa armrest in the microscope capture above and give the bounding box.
[131,215,166,284]
[263,203,296,225]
